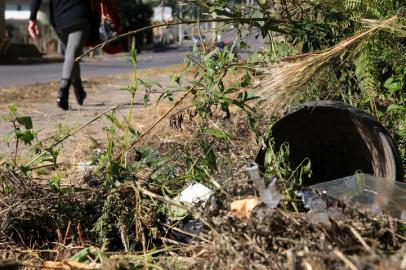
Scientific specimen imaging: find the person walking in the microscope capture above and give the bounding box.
[28,0,93,110]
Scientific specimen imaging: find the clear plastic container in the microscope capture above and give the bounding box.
[309,173,406,220]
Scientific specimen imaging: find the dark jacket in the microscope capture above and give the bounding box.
[30,0,92,31]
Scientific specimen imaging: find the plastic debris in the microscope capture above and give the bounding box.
[230,198,261,219]
[78,148,105,171]
[78,161,96,171]
[295,190,341,225]
[78,149,102,171]
[175,182,214,205]
[246,163,281,208]
[169,182,214,221]
[306,173,406,220]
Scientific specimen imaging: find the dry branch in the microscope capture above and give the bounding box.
[76,17,287,61]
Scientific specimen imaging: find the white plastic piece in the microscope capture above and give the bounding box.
[175,182,213,206]
[78,161,96,171]
[169,182,214,221]
[246,163,281,209]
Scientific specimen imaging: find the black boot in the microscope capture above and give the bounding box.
[72,79,87,106]
[57,79,71,110]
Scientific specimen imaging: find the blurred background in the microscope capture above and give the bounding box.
[0,0,249,60]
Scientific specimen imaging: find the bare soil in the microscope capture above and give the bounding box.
[0,64,188,165]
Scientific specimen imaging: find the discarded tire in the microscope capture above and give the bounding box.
[255,101,404,185]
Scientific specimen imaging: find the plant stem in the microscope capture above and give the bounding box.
[129,40,138,122]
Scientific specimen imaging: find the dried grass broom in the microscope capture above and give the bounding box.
[256,15,398,112]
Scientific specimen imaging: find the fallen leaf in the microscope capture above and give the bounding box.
[230,198,261,219]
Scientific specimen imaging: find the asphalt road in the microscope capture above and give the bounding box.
[0,30,265,88]
[0,48,187,88]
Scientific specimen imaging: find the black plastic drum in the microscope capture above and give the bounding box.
[255,101,404,185]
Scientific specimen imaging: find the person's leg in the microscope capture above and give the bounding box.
[62,24,89,84]
[72,24,90,105]
[56,30,71,110]
[71,61,81,83]
[59,23,90,109]
[71,61,87,105]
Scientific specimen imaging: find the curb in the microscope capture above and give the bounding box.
[0,56,64,65]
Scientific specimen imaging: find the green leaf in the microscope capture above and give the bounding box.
[8,103,17,115]
[49,175,62,188]
[252,10,265,26]
[168,203,189,221]
[399,223,406,237]
[144,93,150,106]
[138,78,162,89]
[238,91,258,102]
[387,104,404,113]
[128,126,139,135]
[216,95,234,104]
[120,83,138,96]
[17,130,35,145]
[384,77,402,94]
[240,73,252,87]
[71,247,101,263]
[16,116,33,130]
[190,80,205,88]
[204,128,230,140]
[106,114,124,130]
[3,185,14,193]
[172,75,181,86]
[20,165,31,173]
